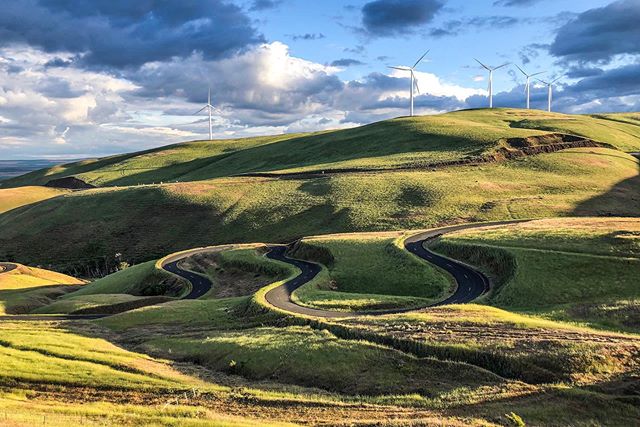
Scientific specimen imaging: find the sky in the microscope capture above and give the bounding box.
[0,0,638,159]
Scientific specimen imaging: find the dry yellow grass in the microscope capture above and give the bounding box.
[0,186,68,213]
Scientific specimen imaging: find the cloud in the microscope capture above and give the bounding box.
[331,58,366,67]
[493,0,543,6]
[0,0,263,69]
[287,33,326,41]
[361,0,444,37]
[430,15,520,37]
[549,0,640,63]
[250,0,283,11]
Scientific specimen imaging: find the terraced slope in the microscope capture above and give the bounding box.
[3,109,640,188]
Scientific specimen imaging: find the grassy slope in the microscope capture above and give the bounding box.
[0,264,84,314]
[0,148,637,271]
[33,294,145,314]
[290,234,451,311]
[3,109,640,188]
[433,218,640,331]
[0,186,68,213]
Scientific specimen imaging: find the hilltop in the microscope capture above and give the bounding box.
[3,109,640,188]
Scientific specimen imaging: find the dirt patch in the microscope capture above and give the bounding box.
[179,253,277,298]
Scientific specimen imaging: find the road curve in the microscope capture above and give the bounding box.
[163,260,212,299]
[264,220,526,318]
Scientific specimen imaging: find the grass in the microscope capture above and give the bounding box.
[68,261,186,298]
[431,218,640,331]
[0,186,68,213]
[32,294,145,314]
[0,148,637,272]
[0,264,84,314]
[290,234,451,311]
[3,109,640,188]
[140,325,502,396]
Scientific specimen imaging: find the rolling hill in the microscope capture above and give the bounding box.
[3,109,640,188]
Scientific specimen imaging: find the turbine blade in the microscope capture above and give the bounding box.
[493,62,510,70]
[514,64,527,76]
[389,66,411,71]
[412,71,420,94]
[536,78,548,85]
[552,76,562,83]
[412,49,430,69]
[474,58,490,70]
[530,71,546,77]
[194,105,207,115]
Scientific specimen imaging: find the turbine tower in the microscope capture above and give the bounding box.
[474,59,509,108]
[537,77,561,112]
[389,50,429,117]
[195,88,214,140]
[514,65,545,110]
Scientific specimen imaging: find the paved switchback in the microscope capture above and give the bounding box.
[264,220,526,318]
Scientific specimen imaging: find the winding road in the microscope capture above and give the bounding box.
[263,221,523,318]
[1,221,522,321]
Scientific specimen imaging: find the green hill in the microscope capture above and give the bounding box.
[3,109,640,188]
[0,147,637,272]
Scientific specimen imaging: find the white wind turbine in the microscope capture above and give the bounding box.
[536,76,561,112]
[514,65,545,110]
[474,59,510,108]
[195,87,215,140]
[389,50,429,117]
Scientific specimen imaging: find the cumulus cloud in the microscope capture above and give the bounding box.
[360,0,444,37]
[0,0,263,68]
[549,0,640,63]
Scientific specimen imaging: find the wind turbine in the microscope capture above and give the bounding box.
[474,59,510,108]
[536,77,561,112]
[389,50,429,117]
[514,65,545,110]
[195,87,214,140]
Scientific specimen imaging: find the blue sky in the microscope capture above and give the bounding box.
[0,0,638,159]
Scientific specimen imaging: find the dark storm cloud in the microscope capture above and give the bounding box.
[361,0,444,37]
[549,0,640,63]
[0,0,263,69]
[331,58,366,67]
[565,66,604,79]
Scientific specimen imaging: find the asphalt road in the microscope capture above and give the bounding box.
[163,260,212,299]
[264,220,526,318]
[0,220,525,321]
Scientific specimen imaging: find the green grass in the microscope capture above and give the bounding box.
[0,322,199,391]
[3,109,640,188]
[1,148,637,272]
[68,261,186,298]
[141,325,502,396]
[0,186,69,213]
[431,218,640,331]
[290,235,451,311]
[0,264,84,314]
[33,294,145,314]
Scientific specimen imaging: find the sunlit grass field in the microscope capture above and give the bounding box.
[432,218,640,332]
[0,186,68,213]
[0,264,84,314]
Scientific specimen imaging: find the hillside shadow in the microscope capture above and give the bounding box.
[572,154,640,217]
[103,120,490,186]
